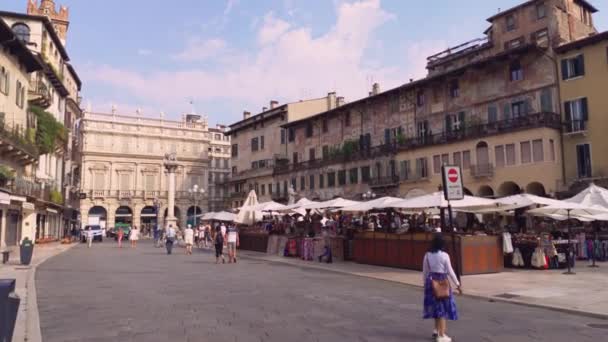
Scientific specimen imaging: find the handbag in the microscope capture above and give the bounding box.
[427,256,451,299]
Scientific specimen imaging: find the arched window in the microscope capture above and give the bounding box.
[12,23,30,43]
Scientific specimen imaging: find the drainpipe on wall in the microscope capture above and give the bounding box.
[539,46,567,194]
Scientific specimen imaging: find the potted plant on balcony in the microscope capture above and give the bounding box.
[0,166,15,188]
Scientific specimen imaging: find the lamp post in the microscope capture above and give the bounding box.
[188,184,205,227]
[362,190,376,201]
[153,197,162,235]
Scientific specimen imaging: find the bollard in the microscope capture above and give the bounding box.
[0,279,19,342]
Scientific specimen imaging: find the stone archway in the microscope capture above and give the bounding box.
[115,206,133,225]
[187,206,203,227]
[140,206,157,236]
[478,185,495,198]
[526,182,547,196]
[405,188,426,198]
[498,182,521,197]
[87,206,108,229]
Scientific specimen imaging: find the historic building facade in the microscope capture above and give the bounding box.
[207,125,231,212]
[556,30,608,194]
[1,0,82,245]
[78,111,220,231]
[274,0,599,201]
[226,94,344,207]
[0,18,44,249]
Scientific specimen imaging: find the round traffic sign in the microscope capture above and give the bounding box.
[448,168,458,183]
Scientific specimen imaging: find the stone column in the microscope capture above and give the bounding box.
[0,209,7,249]
[164,153,179,229]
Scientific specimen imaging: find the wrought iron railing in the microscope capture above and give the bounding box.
[470,164,494,178]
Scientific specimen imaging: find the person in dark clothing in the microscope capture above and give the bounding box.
[214,226,225,264]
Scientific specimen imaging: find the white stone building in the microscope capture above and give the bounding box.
[79,111,226,232]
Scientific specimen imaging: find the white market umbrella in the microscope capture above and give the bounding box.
[200,212,216,220]
[212,211,237,222]
[281,198,318,211]
[468,193,564,214]
[236,190,261,225]
[340,196,404,212]
[301,197,361,210]
[247,201,287,212]
[391,192,497,211]
[564,184,608,208]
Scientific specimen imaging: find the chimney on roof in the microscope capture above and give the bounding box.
[243,111,251,120]
[337,96,345,107]
[270,100,278,109]
[372,82,380,96]
[409,78,414,83]
[262,106,268,112]
[327,92,337,110]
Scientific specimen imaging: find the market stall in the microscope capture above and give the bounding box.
[353,231,502,275]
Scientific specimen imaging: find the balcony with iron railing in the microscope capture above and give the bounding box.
[0,177,58,203]
[397,112,561,150]
[470,164,494,178]
[28,80,53,109]
[0,121,39,162]
[274,145,397,175]
[369,175,401,188]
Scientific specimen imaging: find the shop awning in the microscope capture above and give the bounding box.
[10,195,26,202]
[46,208,58,214]
[140,213,157,217]
[0,191,9,205]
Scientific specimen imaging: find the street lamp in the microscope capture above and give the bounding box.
[362,190,376,201]
[188,184,205,227]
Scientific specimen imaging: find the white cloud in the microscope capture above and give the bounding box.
[172,38,227,61]
[257,12,291,45]
[137,49,152,56]
[86,0,433,123]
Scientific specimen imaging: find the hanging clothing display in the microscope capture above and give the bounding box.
[531,247,547,269]
[512,248,524,267]
[502,232,514,254]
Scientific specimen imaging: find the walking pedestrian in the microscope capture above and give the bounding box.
[86,226,94,248]
[165,225,177,255]
[184,224,194,255]
[130,226,140,248]
[214,226,225,264]
[226,223,239,263]
[318,227,332,263]
[117,227,124,248]
[153,224,160,246]
[197,225,205,248]
[422,234,462,342]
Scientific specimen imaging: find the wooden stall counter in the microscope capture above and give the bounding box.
[237,232,269,253]
[353,232,503,275]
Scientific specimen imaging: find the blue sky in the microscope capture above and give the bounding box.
[4,0,608,126]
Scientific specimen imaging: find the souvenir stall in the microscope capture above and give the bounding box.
[345,193,505,275]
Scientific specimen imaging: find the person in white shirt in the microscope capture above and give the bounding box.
[422,234,462,342]
[226,224,239,263]
[165,225,177,255]
[129,226,140,248]
[220,223,227,241]
[184,224,194,255]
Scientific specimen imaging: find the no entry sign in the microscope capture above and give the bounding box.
[442,165,464,201]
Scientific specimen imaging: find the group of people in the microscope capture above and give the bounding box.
[159,222,239,264]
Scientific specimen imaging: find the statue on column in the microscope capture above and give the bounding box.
[287,185,297,205]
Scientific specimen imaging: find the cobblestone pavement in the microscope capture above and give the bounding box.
[37,241,608,342]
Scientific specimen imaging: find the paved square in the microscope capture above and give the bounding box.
[36,241,608,341]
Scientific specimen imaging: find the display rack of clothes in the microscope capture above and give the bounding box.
[508,235,574,270]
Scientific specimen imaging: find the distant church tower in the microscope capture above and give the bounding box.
[27,0,70,46]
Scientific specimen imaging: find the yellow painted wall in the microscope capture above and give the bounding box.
[559,39,608,185]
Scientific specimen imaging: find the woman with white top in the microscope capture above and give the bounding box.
[422,234,462,342]
[129,226,140,248]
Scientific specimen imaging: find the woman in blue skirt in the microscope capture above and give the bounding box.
[423,234,462,342]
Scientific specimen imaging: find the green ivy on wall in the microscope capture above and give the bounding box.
[29,106,66,155]
[49,189,64,205]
